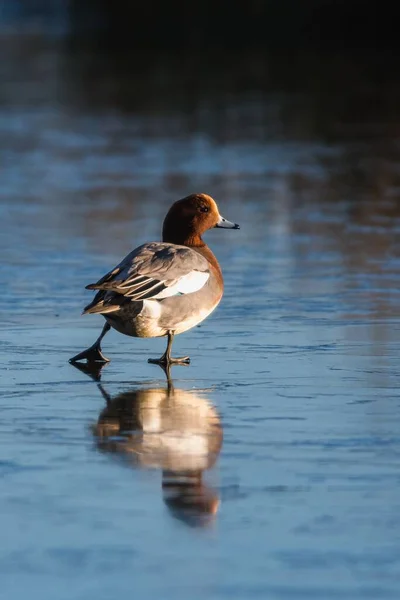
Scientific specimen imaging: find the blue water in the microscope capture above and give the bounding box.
[1,23,400,600]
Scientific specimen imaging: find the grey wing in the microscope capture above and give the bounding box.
[85,242,210,303]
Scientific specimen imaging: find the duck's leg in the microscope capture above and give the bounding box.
[69,322,111,364]
[148,331,190,366]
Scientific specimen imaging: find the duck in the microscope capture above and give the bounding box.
[69,193,239,367]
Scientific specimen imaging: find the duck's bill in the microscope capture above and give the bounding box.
[215,215,240,229]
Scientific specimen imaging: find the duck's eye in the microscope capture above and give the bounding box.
[200,206,209,213]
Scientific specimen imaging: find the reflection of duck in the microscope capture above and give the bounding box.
[93,375,222,527]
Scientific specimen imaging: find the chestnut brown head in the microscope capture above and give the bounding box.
[162,193,239,245]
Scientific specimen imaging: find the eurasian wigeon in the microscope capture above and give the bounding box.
[69,193,239,367]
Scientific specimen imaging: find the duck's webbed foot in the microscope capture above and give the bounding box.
[148,330,190,367]
[69,323,111,364]
[69,344,110,364]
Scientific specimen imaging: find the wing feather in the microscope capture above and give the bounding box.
[83,242,210,313]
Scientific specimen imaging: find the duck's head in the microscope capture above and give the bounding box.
[162,193,239,245]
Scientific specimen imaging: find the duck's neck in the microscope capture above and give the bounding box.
[192,241,222,279]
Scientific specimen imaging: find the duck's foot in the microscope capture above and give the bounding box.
[69,344,110,364]
[148,356,190,366]
[69,323,111,365]
[149,331,190,367]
